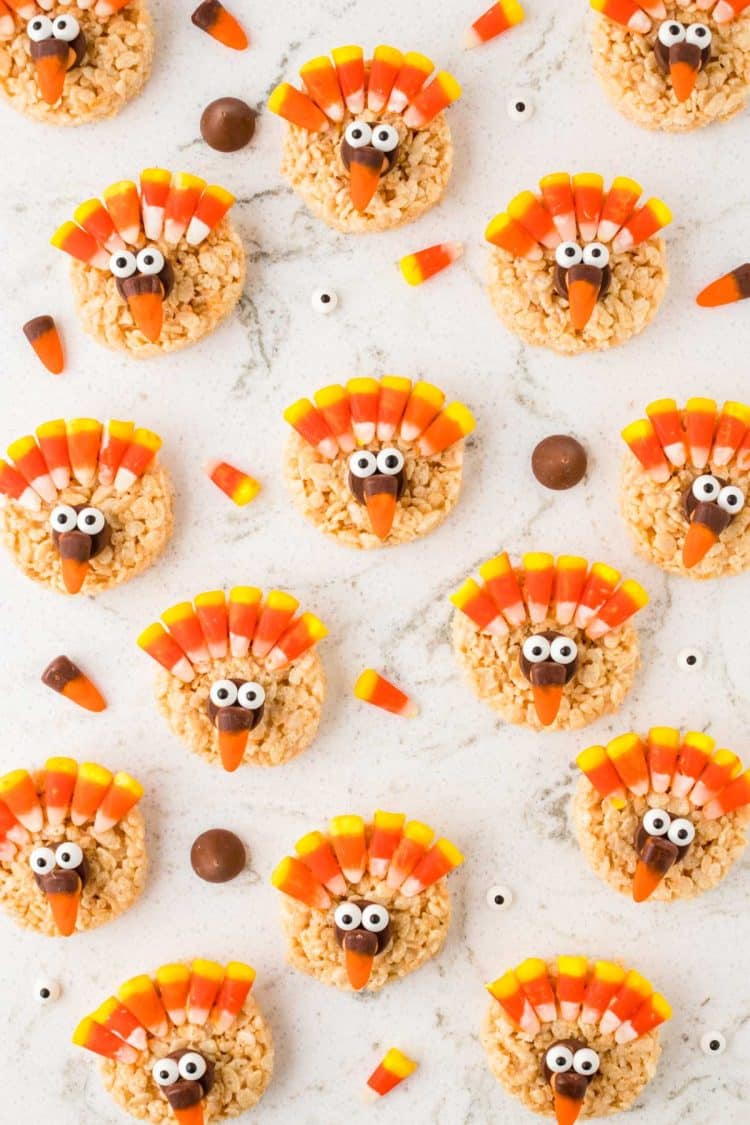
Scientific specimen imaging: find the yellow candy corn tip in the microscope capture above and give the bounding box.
[192,959,224,980]
[399,255,425,286]
[195,590,226,607]
[523,552,554,570]
[294,830,326,855]
[539,172,570,188]
[79,762,113,786]
[437,838,464,866]
[478,553,512,580]
[0,769,32,794]
[594,960,626,982]
[382,1048,418,1077]
[332,45,364,62]
[502,0,526,24]
[576,745,607,769]
[107,420,135,439]
[137,622,165,649]
[330,814,365,835]
[611,175,642,193]
[404,51,434,72]
[266,590,298,612]
[132,428,162,452]
[161,602,194,626]
[516,957,547,982]
[74,199,102,222]
[647,198,672,225]
[443,402,476,435]
[485,212,511,242]
[156,964,191,984]
[381,375,412,392]
[374,809,406,829]
[72,1017,94,1046]
[652,994,672,1020]
[449,577,479,609]
[619,579,649,607]
[373,45,404,64]
[225,961,256,983]
[591,562,620,583]
[573,172,604,188]
[621,419,654,442]
[403,820,433,846]
[558,955,588,975]
[232,477,261,506]
[646,397,678,415]
[314,384,348,408]
[112,772,144,799]
[267,84,292,114]
[229,586,262,604]
[270,857,293,888]
[45,756,78,774]
[507,190,536,218]
[648,726,681,745]
[686,396,717,412]
[68,418,101,435]
[435,71,461,100]
[606,732,641,758]
[7,435,36,459]
[683,731,715,751]
[299,612,327,640]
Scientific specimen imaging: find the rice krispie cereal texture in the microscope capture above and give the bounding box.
[620,454,750,578]
[487,240,668,355]
[451,613,640,732]
[0,463,173,594]
[0,809,146,936]
[101,996,274,1122]
[590,2,750,133]
[155,650,326,769]
[284,432,465,549]
[280,109,453,233]
[0,1,153,126]
[70,218,246,357]
[573,775,749,902]
[281,873,450,991]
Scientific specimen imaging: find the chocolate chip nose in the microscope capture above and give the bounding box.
[529,661,567,687]
[165,1079,204,1111]
[35,868,81,896]
[57,529,93,564]
[342,928,379,957]
[639,834,679,875]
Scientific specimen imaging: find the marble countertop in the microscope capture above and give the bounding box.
[1,2,749,1123]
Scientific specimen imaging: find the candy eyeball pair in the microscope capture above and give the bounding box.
[522,635,577,666]
[349,448,405,479]
[657,22,711,49]
[209,680,265,711]
[29,842,84,876]
[691,475,745,514]
[152,1052,207,1086]
[545,1044,600,1076]
[334,902,390,933]
[27,15,80,42]
[110,248,165,280]
[50,505,105,536]
[555,242,610,269]
[343,120,399,153]
[641,808,695,846]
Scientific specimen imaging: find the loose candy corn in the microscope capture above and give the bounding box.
[365,1048,418,1100]
[205,459,260,506]
[354,669,419,717]
[465,1,525,49]
[41,656,106,713]
[399,241,463,286]
[23,316,64,375]
[192,1,248,51]
[697,263,750,307]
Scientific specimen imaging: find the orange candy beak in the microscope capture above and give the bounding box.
[532,683,564,727]
[349,158,383,212]
[365,490,398,540]
[682,521,718,569]
[217,727,250,773]
[34,47,74,105]
[567,277,600,332]
[344,945,375,991]
[554,1091,585,1125]
[61,556,89,596]
[46,881,81,937]
[127,291,164,343]
[670,60,699,103]
[172,1105,205,1125]
[633,859,666,903]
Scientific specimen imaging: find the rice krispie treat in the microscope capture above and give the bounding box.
[283,377,475,548]
[268,45,461,233]
[621,396,750,577]
[0,759,145,937]
[0,1,152,125]
[0,417,172,595]
[138,587,328,773]
[482,955,670,1122]
[485,172,671,354]
[271,811,463,992]
[451,551,648,731]
[73,959,273,1123]
[574,726,750,902]
[51,168,244,357]
[589,1,750,133]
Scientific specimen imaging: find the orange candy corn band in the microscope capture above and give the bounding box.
[399,241,463,286]
[23,316,64,375]
[41,655,106,713]
[623,397,750,478]
[365,1048,418,1099]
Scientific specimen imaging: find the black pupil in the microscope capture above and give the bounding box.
[370,914,380,924]
[358,459,369,470]
[556,1057,567,1067]
[532,646,543,657]
[320,293,331,303]
[342,914,353,925]
[352,129,363,139]
[377,131,388,141]
[160,1070,170,1081]
[117,258,127,268]
[560,646,571,657]
[40,988,50,998]
[494,894,504,905]
[565,247,576,257]
[515,102,525,112]
[144,256,153,266]
[84,515,95,525]
[61,852,70,862]
[218,688,229,699]
[246,691,256,701]
[727,495,738,505]
[654,819,665,830]
[710,1040,720,1050]
[38,857,48,868]
[686,654,697,666]
[678,829,687,839]
[186,1063,196,1074]
[670,24,680,34]
[385,456,398,468]
[695,26,706,36]
[581,1062,591,1071]
[591,249,601,258]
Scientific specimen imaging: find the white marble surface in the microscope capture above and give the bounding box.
[1,1,749,1122]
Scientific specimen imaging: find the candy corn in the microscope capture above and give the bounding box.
[295,831,346,896]
[66,418,102,487]
[35,421,71,488]
[573,172,604,242]
[23,315,64,375]
[645,398,686,466]
[0,770,43,833]
[354,669,418,717]
[399,241,463,286]
[74,197,124,254]
[6,435,55,502]
[508,190,560,249]
[187,960,224,1025]
[485,212,543,259]
[252,590,298,659]
[404,70,461,128]
[606,732,649,796]
[704,769,750,819]
[600,970,653,1034]
[117,975,169,1038]
[400,381,444,442]
[91,997,148,1050]
[590,0,652,33]
[576,746,627,807]
[162,602,210,664]
[539,173,577,242]
[51,221,109,269]
[284,398,338,458]
[622,419,671,482]
[367,45,403,112]
[386,820,433,888]
[557,956,589,1021]
[43,757,77,826]
[553,556,588,625]
[271,855,331,909]
[598,176,642,242]
[368,811,405,877]
[697,263,750,307]
[268,83,329,131]
[712,401,750,465]
[313,384,355,452]
[193,590,228,659]
[574,562,620,629]
[228,586,262,657]
[70,762,113,826]
[365,1048,418,1100]
[211,962,256,1032]
[377,376,412,441]
[330,815,367,883]
[332,45,365,113]
[103,180,140,246]
[672,731,715,798]
[93,772,143,833]
[72,1017,139,1064]
[486,970,541,1035]
[478,553,526,626]
[41,656,106,714]
[114,428,161,492]
[164,173,206,244]
[586,579,648,639]
[450,577,508,636]
[185,184,235,246]
[140,168,171,240]
[465,1,525,49]
[191,1,248,51]
[138,622,195,682]
[615,993,671,1044]
[711,1,750,24]
[266,612,327,671]
[685,396,717,468]
[300,55,344,121]
[388,52,433,113]
[612,198,672,253]
[690,748,743,807]
[516,958,557,1022]
[522,552,555,623]
[646,726,681,793]
[581,961,626,1023]
[0,460,41,510]
[98,420,134,486]
[401,837,463,896]
[205,459,260,506]
[156,964,191,1025]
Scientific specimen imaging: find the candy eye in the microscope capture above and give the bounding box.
[573,1047,600,1076]
[237,681,265,711]
[35,977,61,1003]
[152,1058,180,1087]
[55,842,83,870]
[545,1045,574,1073]
[109,250,137,279]
[686,23,711,47]
[30,847,56,876]
[522,635,551,663]
[667,817,695,846]
[77,507,105,535]
[50,504,78,533]
[507,95,534,122]
[371,123,399,153]
[717,485,744,514]
[311,288,338,315]
[362,904,390,933]
[349,450,377,479]
[583,242,610,268]
[334,902,362,931]
[550,636,577,665]
[643,808,671,836]
[376,448,405,476]
[677,646,703,671]
[700,1030,726,1055]
[344,121,372,148]
[27,16,53,42]
[555,241,583,268]
[692,474,720,502]
[178,1052,207,1081]
[485,884,513,911]
[658,21,686,46]
[136,247,165,276]
[52,14,80,41]
[209,679,238,707]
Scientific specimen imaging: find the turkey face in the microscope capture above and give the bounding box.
[553,241,611,332]
[542,1039,600,1125]
[340,120,401,211]
[520,631,579,727]
[347,447,406,539]
[152,1049,215,1125]
[29,841,88,937]
[682,474,745,568]
[333,898,392,990]
[26,13,86,105]
[207,679,266,773]
[632,808,695,902]
[653,21,712,103]
[110,247,175,343]
[50,503,112,595]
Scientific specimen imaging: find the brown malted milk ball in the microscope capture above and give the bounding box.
[190,829,246,883]
[531,435,588,491]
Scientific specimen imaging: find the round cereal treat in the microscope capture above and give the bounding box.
[450,551,648,732]
[283,377,475,549]
[0,759,146,938]
[574,726,750,903]
[271,811,463,992]
[268,45,461,233]
[482,956,670,1121]
[73,959,273,1123]
[0,1,153,126]
[0,418,173,596]
[138,587,328,772]
[621,396,750,578]
[589,1,750,133]
[51,169,245,357]
[485,171,671,355]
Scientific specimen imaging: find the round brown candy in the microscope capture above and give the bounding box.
[190,829,246,883]
[200,97,256,152]
[531,435,587,491]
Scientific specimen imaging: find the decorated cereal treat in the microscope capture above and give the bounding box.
[268,45,461,233]
[482,955,670,1122]
[0,2,153,126]
[450,551,648,731]
[621,397,750,577]
[0,759,145,937]
[51,168,245,357]
[485,172,671,355]
[574,726,750,902]
[284,376,475,548]
[0,417,172,595]
[271,811,463,992]
[138,587,327,772]
[73,959,273,1123]
[589,2,750,133]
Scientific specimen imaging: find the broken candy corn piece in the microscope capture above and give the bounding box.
[465,1,525,49]
[365,1048,418,1100]
[354,669,418,717]
[205,460,260,506]
[399,242,463,286]
[192,0,248,50]
[23,316,64,375]
[41,656,106,713]
[696,264,750,307]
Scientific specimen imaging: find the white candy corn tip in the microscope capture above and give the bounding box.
[713,1,736,22]
[629,12,652,32]
[186,218,210,247]
[463,26,483,49]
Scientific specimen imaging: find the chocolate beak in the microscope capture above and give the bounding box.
[342,929,378,991]
[669,42,702,102]
[348,148,386,212]
[682,502,730,569]
[216,709,255,773]
[633,836,679,902]
[42,869,82,937]
[565,263,604,332]
[363,474,399,540]
[32,38,74,105]
[57,529,92,595]
[120,274,165,343]
[552,1072,589,1125]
